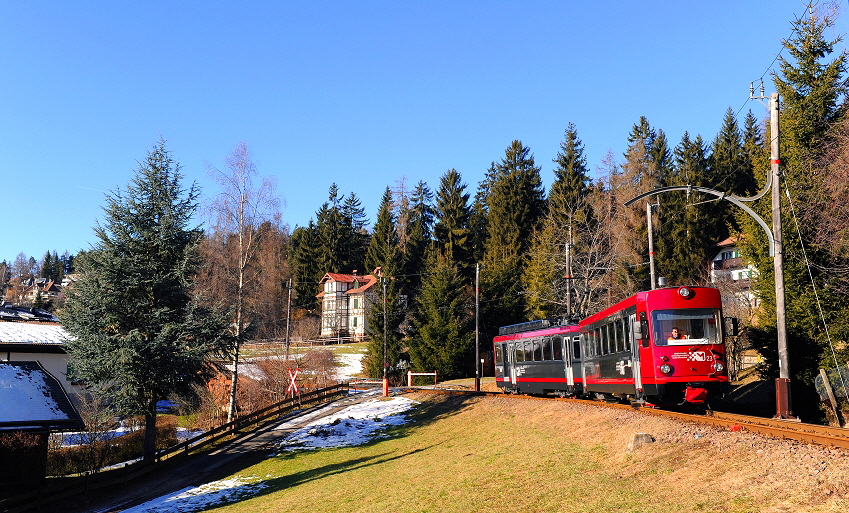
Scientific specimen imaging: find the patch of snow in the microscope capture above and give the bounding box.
[118,390,416,511]
[276,391,418,450]
[0,364,65,422]
[335,352,365,381]
[0,322,69,344]
[116,476,269,513]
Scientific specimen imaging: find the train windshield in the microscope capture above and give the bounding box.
[651,308,721,346]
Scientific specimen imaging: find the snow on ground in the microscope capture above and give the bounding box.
[335,350,365,381]
[275,390,418,450]
[115,390,418,512]
[116,476,269,513]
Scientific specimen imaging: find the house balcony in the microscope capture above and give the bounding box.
[712,257,742,270]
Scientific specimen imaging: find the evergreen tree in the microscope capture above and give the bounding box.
[433,169,472,274]
[739,8,847,420]
[485,140,545,258]
[363,188,404,380]
[657,132,715,283]
[548,123,592,226]
[402,180,433,295]
[290,221,322,312]
[342,192,370,273]
[315,184,348,273]
[409,251,474,380]
[61,140,231,461]
[712,107,757,198]
[524,123,593,319]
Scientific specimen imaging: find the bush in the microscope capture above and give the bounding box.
[47,416,178,476]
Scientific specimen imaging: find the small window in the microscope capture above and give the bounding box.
[533,339,543,361]
[543,337,552,360]
[553,336,563,360]
[495,345,503,365]
[572,337,581,360]
[353,298,358,309]
[621,319,630,351]
[352,316,358,327]
[515,343,524,363]
[595,328,602,355]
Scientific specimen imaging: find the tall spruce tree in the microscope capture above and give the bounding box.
[409,251,474,380]
[524,123,593,319]
[739,8,847,420]
[433,169,472,274]
[363,188,404,380]
[402,180,433,295]
[61,141,231,461]
[290,221,322,312]
[657,132,715,284]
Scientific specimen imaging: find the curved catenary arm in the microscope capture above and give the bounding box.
[624,185,775,257]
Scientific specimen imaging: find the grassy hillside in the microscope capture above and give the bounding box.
[205,393,849,513]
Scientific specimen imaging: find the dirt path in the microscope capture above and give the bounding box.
[60,391,382,513]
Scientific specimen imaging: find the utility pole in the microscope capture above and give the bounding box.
[647,201,657,290]
[565,224,573,318]
[382,275,388,397]
[475,263,480,392]
[285,277,292,361]
[770,92,793,419]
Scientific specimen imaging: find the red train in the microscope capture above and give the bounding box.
[494,286,732,405]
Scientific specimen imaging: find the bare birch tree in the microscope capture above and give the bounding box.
[204,142,281,422]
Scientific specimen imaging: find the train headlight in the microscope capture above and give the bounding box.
[713,361,725,373]
[677,286,693,299]
[659,363,673,375]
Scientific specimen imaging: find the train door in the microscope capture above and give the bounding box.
[630,314,643,393]
[557,335,573,387]
[506,343,517,385]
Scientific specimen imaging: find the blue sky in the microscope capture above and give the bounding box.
[1,1,841,265]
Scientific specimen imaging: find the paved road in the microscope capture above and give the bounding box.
[63,390,383,513]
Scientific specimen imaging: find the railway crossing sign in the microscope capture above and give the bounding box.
[287,368,301,397]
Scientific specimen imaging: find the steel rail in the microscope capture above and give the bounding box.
[403,387,849,449]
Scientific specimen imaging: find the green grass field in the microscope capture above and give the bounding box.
[198,393,796,513]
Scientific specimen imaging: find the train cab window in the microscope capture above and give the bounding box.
[543,337,552,360]
[495,344,503,365]
[652,308,722,346]
[553,336,563,360]
[533,339,543,361]
[572,337,581,360]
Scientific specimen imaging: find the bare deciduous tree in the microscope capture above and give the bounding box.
[203,142,282,423]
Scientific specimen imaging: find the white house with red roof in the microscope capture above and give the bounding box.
[317,270,379,341]
[708,236,758,306]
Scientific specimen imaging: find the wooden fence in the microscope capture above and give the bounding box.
[0,384,349,513]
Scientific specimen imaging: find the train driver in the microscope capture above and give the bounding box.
[668,327,687,340]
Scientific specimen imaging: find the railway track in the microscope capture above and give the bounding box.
[403,386,849,450]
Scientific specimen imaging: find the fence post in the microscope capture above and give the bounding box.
[407,371,412,387]
[821,368,844,427]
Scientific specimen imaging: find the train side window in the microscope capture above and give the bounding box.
[594,328,602,355]
[543,337,552,360]
[572,337,581,360]
[622,319,631,351]
[515,343,524,362]
[495,345,503,365]
[553,336,563,360]
[614,320,622,352]
[533,339,543,361]
[604,324,612,354]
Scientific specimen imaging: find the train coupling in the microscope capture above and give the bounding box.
[684,386,709,404]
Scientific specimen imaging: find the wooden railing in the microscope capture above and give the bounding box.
[0,384,349,513]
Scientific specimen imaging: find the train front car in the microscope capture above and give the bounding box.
[493,321,582,397]
[580,286,730,406]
